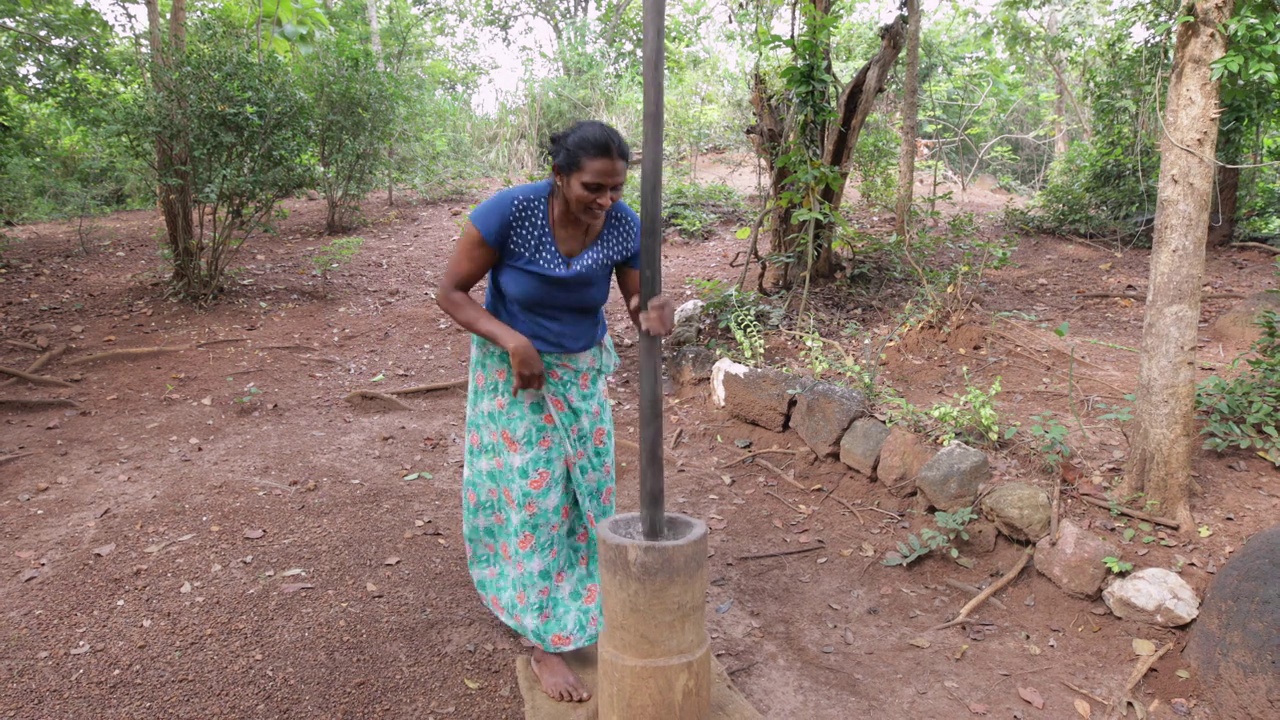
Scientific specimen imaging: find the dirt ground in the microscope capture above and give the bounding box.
[2,160,1277,720]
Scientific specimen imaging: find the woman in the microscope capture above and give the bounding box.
[436,120,674,703]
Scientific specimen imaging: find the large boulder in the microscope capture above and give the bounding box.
[1102,567,1200,627]
[1033,520,1118,598]
[711,359,804,432]
[1185,524,1280,720]
[876,428,935,497]
[981,483,1052,542]
[792,382,867,457]
[914,442,989,512]
[839,418,891,477]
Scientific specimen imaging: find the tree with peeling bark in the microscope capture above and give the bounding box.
[1122,0,1235,531]
[893,0,921,239]
[747,0,907,292]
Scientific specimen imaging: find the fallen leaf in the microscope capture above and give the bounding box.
[1018,686,1045,710]
[414,520,425,527]
[180,581,192,594]
[708,517,727,530]
[1175,669,1191,680]
[69,643,91,656]
[908,637,931,649]
[93,544,115,557]
[968,703,989,716]
[1028,644,1042,656]
[384,556,401,566]
[1133,638,1156,656]
[201,396,212,406]
[20,568,40,582]
[954,644,969,661]
[463,678,482,690]
[244,528,266,540]
[14,550,35,560]
[1075,698,1092,718]
[281,568,305,577]
[859,542,876,558]
[143,542,167,554]
[402,472,420,481]
[280,583,314,593]
[1197,525,1213,538]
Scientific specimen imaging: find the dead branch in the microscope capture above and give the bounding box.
[1078,495,1181,531]
[0,397,79,409]
[386,378,467,395]
[831,494,901,521]
[1062,681,1110,707]
[0,365,72,387]
[765,489,808,515]
[1231,241,1280,255]
[1109,642,1173,720]
[67,346,190,365]
[0,343,66,389]
[1075,291,1245,301]
[932,545,1034,631]
[342,390,412,411]
[0,451,35,464]
[196,337,250,348]
[736,544,825,561]
[3,340,42,351]
[720,447,799,469]
[260,344,320,352]
[944,578,1007,610]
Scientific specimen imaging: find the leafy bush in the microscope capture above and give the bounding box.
[690,278,773,363]
[1196,292,1280,466]
[883,506,978,567]
[624,176,745,240]
[927,372,1010,446]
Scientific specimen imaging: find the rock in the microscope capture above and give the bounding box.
[877,428,935,497]
[793,383,867,457]
[981,483,1052,542]
[839,418,891,477]
[914,442,989,512]
[1103,567,1200,627]
[305,189,320,201]
[674,299,706,326]
[666,300,707,348]
[1034,520,1118,598]
[955,519,998,555]
[1185,523,1280,720]
[671,346,717,387]
[711,359,803,432]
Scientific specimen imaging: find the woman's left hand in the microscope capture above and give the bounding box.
[629,294,676,337]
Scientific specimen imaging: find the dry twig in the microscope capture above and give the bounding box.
[0,365,72,387]
[0,343,66,388]
[720,447,799,469]
[1078,495,1181,531]
[0,397,79,409]
[67,346,190,365]
[386,378,467,395]
[933,546,1034,631]
[0,451,35,464]
[736,544,825,561]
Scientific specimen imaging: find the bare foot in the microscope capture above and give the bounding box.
[530,648,591,703]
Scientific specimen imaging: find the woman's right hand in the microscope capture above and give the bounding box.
[507,336,545,395]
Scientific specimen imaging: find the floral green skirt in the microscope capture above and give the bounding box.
[461,335,618,652]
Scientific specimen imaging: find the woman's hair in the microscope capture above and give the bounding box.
[547,121,631,176]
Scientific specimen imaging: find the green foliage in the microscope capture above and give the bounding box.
[298,32,397,232]
[927,371,1009,446]
[627,177,745,240]
[1097,394,1137,424]
[883,507,978,567]
[312,236,364,277]
[1196,285,1280,466]
[690,279,772,363]
[1027,412,1071,470]
[138,18,312,302]
[1102,556,1134,575]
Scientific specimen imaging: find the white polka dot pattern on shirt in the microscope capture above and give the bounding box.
[504,197,638,273]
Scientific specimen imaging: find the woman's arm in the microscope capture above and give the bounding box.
[437,222,545,392]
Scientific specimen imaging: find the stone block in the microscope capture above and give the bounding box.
[839,418,891,477]
[672,346,717,387]
[792,382,867,457]
[711,359,803,432]
[914,442,989,512]
[1033,520,1117,599]
[981,483,1052,542]
[877,428,935,497]
[1103,567,1200,627]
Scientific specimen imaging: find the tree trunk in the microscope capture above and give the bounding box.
[146,0,195,294]
[894,0,922,239]
[748,11,907,290]
[1048,11,1069,158]
[1208,163,1239,247]
[1123,0,1234,531]
[366,0,384,71]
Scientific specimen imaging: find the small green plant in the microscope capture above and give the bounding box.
[691,279,771,363]
[1102,556,1134,575]
[235,386,263,404]
[927,371,1011,446]
[1097,394,1137,424]
[312,236,364,278]
[1027,412,1072,470]
[883,507,978,567]
[625,177,744,240]
[728,297,766,363]
[1196,290,1280,466]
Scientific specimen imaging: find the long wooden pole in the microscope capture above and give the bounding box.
[638,0,667,541]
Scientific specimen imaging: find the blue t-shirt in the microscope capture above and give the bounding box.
[468,179,641,354]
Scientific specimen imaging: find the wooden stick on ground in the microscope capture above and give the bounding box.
[944,578,1007,610]
[3,340,42,351]
[0,343,66,389]
[0,451,35,464]
[831,494,901,521]
[764,489,808,515]
[736,544,825,561]
[0,365,72,387]
[932,546,1034,631]
[1232,241,1280,255]
[196,337,250,348]
[1078,495,1181,531]
[67,346,191,366]
[386,378,466,395]
[1110,642,1173,720]
[756,457,809,492]
[720,447,799,468]
[0,397,79,408]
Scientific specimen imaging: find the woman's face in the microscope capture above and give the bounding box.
[557,157,628,225]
